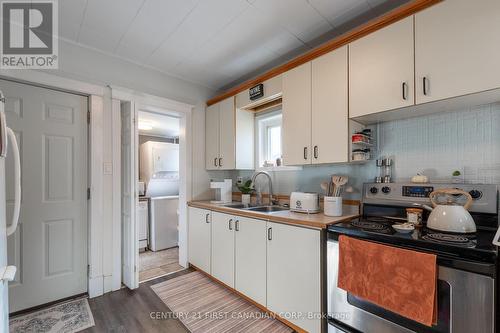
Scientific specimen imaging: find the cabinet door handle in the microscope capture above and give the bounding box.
[313,145,318,159]
[267,227,272,240]
[205,213,210,223]
[402,82,408,100]
[235,220,239,231]
[423,77,429,96]
[219,157,223,167]
[228,219,233,230]
[303,147,308,160]
[214,158,218,167]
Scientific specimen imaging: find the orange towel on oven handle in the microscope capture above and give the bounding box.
[337,235,437,326]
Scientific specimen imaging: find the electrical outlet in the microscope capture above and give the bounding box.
[237,176,243,185]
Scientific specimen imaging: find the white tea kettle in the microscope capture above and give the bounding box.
[421,189,476,233]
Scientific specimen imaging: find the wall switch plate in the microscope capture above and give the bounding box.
[104,162,113,175]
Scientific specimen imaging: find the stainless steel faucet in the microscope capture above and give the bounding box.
[251,171,278,206]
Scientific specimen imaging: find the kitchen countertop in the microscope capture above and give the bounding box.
[188,201,360,230]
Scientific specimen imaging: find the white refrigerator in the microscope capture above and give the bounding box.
[0,92,21,331]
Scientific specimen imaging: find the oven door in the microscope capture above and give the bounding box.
[327,238,495,333]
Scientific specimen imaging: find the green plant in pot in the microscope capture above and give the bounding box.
[237,180,254,205]
[452,170,462,183]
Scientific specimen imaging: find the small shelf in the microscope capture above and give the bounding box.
[351,141,374,147]
[349,120,377,163]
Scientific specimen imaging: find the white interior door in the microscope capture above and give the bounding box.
[121,101,138,289]
[1,79,88,312]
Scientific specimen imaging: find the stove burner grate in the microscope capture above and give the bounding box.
[422,233,476,247]
[351,220,389,231]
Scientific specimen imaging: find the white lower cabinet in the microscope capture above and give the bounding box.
[235,216,267,306]
[189,208,322,333]
[211,212,235,287]
[188,207,211,273]
[267,222,322,333]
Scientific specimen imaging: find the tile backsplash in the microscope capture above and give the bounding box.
[208,102,500,199]
[377,102,500,184]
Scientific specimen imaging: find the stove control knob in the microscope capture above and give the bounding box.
[369,187,378,194]
[382,186,391,194]
[469,190,482,200]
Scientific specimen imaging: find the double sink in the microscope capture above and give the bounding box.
[222,202,289,213]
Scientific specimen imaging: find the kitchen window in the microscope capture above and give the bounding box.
[256,111,282,168]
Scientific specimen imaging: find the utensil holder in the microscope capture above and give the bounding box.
[241,194,251,205]
[324,196,342,217]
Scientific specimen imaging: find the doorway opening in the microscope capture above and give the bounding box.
[137,111,183,282]
[121,102,187,288]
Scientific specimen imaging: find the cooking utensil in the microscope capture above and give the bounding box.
[320,181,329,196]
[418,188,476,233]
[332,175,348,197]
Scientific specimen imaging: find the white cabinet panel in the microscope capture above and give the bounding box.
[188,207,211,273]
[312,46,349,164]
[282,62,312,166]
[349,16,414,117]
[205,104,219,170]
[211,212,235,288]
[415,0,500,103]
[235,108,254,170]
[218,97,236,170]
[267,222,321,333]
[205,96,253,170]
[235,216,267,306]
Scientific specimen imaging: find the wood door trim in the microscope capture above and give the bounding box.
[206,0,441,106]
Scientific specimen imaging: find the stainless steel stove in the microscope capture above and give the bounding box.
[327,183,499,333]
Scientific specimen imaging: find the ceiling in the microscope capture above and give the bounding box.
[60,0,406,91]
[138,111,180,137]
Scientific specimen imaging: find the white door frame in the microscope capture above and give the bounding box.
[112,87,193,288]
[0,70,193,298]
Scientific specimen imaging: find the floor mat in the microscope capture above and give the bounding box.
[151,271,293,333]
[9,298,95,333]
[139,247,185,282]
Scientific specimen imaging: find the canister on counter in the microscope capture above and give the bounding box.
[406,208,423,227]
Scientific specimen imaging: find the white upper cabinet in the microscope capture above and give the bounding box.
[218,97,236,170]
[205,96,253,170]
[349,16,415,118]
[415,0,500,104]
[312,46,349,164]
[235,75,283,110]
[282,62,312,166]
[205,103,220,170]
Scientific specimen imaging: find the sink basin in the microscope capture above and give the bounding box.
[245,206,289,213]
[221,203,250,209]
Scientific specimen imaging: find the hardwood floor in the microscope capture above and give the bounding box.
[84,269,192,333]
[139,247,184,282]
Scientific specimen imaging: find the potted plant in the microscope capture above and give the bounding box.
[452,170,462,183]
[236,179,254,205]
